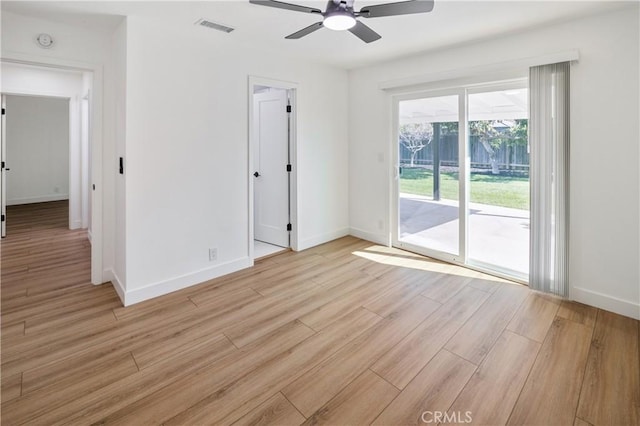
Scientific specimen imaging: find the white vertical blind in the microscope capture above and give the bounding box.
[529,62,570,297]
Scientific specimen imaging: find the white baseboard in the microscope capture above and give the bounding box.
[87,229,93,243]
[70,219,82,230]
[106,268,126,305]
[349,227,390,246]
[122,257,252,306]
[297,227,350,252]
[572,286,640,320]
[102,267,114,285]
[7,194,69,205]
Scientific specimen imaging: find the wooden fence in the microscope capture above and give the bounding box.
[400,134,530,171]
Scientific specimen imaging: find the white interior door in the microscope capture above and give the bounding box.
[1,95,6,238]
[253,89,289,248]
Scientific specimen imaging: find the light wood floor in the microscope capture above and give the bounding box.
[1,201,639,425]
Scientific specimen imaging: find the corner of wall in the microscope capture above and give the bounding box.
[349,227,390,246]
[103,267,125,305]
[296,228,350,252]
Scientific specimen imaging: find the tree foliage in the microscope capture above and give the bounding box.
[469,119,528,174]
[436,120,528,145]
[469,119,528,148]
[399,122,434,167]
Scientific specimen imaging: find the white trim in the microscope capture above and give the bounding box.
[458,88,468,264]
[391,88,465,263]
[68,96,80,231]
[572,286,640,320]
[1,95,5,238]
[379,50,579,91]
[6,194,69,205]
[107,268,126,305]
[349,227,389,246]
[289,88,299,252]
[1,55,105,286]
[249,76,299,91]
[2,91,79,230]
[122,257,252,306]
[390,95,400,252]
[248,76,299,258]
[1,50,97,72]
[297,227,350,252]
[1,90,72,99]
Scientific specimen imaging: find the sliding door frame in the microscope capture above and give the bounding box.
[466,79,530,283]
[391,78,529,284]
[391,87,468,265]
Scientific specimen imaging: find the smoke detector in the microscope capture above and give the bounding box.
[36,33,54,48]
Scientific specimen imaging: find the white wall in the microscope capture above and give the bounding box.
[109,19,127,299]
[121,17,348,304]
[348,6,640,319]
[5,95,69,205]
[0,11,109,66]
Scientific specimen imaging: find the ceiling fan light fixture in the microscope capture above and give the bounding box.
[250,0,435,42]
[323,12,356,31]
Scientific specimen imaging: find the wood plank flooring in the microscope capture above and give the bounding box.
[1,201,639,425]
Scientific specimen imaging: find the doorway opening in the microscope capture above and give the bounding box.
[393,79,530,282]
[2,94,71,222]
[249,78,298,261]
[1,60,100,284]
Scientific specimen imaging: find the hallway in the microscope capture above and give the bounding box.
[1,201,95,298]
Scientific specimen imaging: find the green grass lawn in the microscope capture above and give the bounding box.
[400,167,530,210]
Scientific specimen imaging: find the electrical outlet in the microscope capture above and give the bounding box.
[209,248,217,261]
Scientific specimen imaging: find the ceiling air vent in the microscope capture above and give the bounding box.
[195,19,235,33]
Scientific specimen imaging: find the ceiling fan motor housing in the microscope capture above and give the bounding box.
[323,0,357,30]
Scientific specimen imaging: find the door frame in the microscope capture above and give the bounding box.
[248,76,298,262]
[1,55,104,285]
[1,95,6,238]
[2,93,76,223]
[464,80,529,282]
[391,87,468,266]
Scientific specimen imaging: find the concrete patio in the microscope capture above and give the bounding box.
[399,193,529,275]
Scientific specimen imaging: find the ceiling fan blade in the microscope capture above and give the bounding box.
[358,0,434,18]
[249,0,322,14]
[348,21,381,43]
[285,22,324,39]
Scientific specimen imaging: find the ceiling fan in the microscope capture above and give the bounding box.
[249,0,435,43]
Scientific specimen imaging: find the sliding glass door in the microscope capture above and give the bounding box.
[393,82,529,281]
[397,94,461,259]
[467,88,529,278]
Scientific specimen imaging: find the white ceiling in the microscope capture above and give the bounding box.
[399,88,528,124]
[1,0,630,69]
